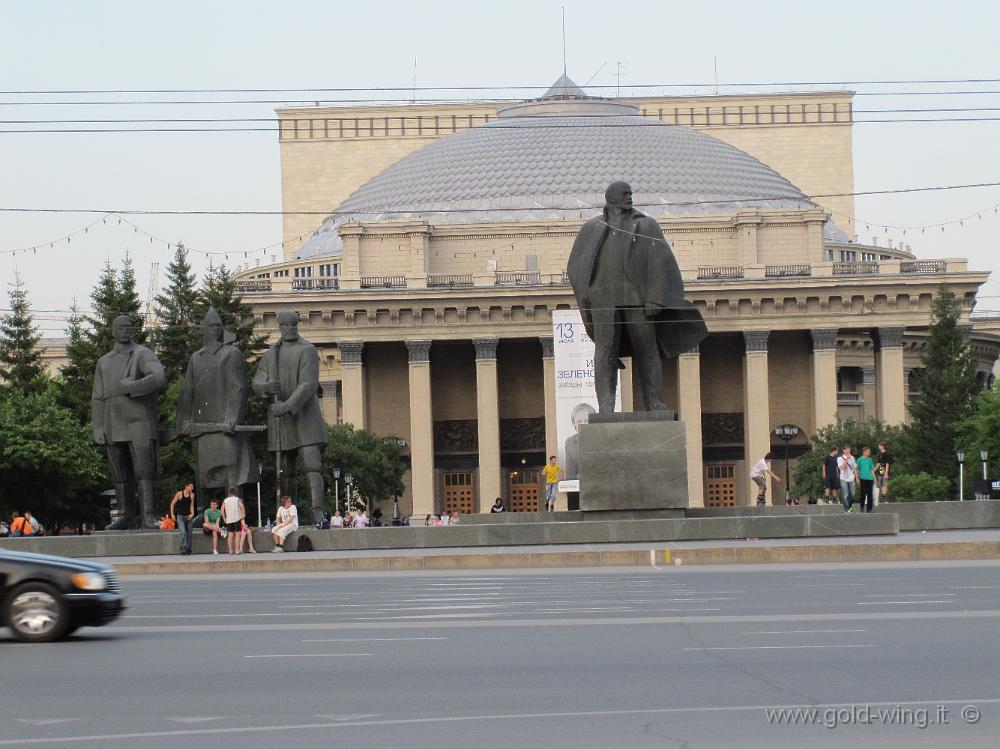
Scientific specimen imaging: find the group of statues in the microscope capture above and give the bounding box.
[95,181,704,530]
[94,310,327,530]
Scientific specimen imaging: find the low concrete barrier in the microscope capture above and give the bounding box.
[0,513,897,558]
[875,501,1000,531]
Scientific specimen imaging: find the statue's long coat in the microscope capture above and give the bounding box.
[567,208,707,357]
[251,337,328,452]
[177,341,259,488]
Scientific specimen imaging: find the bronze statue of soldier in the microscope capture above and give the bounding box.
[177,308,260,499]
[567,181,708,413]
[92,315,167,530]
[252,311,328,525]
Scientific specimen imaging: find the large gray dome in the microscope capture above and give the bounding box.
[297,92,814,259]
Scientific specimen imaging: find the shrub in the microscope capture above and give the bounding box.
[888,473,952,502]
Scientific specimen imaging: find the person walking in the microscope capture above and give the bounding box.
[541,456,563,511]
[821,446,841,505]
[271,496,298,552]
[837,445,859,512]
[169,482,196,555]
[876,442,893,502]
[221,488,245,555]
[750,453,781,507]
[857,447,876,513]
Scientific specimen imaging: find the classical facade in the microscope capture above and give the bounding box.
[233,75,999,515]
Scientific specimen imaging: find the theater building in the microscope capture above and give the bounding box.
[233,75,998,515]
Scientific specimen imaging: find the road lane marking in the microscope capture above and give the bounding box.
[7,698,1000,745]
[105,608,1000,633]
[302,637,447,642]
[863,593,957,597]
[742,629,867,635]
[684,644,875,651]
[856,601,952,605]
[166,717,225,724]
[244,653,372,659]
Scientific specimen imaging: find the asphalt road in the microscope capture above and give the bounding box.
[2,561,999,748]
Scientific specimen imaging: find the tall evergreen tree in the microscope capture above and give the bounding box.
[154,242,199,381]
[0,272,46,394]
[117,252,147,344]
[903,285,980,485]
[57,300,95,423]
[196,263,268,362]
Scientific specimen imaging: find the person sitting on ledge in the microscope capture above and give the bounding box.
[490,497,506,513]
[202,500,223,555]
[271,496,298,553]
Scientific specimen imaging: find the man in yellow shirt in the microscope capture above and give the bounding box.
[542,456,563,512]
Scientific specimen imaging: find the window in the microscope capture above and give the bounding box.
[861,252,876,262]
[840,250,857,262]
[824,249,834,261]
[293,266,313,278]
[274,269,289,278]
[319,263,340,277]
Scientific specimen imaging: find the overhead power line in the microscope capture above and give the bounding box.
[4,77,1000,95]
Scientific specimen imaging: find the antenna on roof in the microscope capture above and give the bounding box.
[714,55,719,95]
[561,6,567,76]
[584,61,607,88]
[411,57,417,104]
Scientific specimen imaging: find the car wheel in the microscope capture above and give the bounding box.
[6,583,69,643]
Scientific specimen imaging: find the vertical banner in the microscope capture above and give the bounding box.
[553,309,619,492]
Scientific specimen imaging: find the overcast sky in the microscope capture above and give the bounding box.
[2,0,999,334]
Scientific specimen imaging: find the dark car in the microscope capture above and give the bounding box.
[0,549,126,642]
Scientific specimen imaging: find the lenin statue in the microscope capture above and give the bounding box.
[252,311,328,525]
[176,308,259,496]
[567,181,708,414]
[92,315,168,530]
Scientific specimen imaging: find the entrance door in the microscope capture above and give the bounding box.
[705,464,736,507]
[508,469,541,512]
[443,471,474,515]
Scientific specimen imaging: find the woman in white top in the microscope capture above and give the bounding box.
[221,489,245,555]
[271,496,299,552]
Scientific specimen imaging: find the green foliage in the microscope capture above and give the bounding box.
[792,418,907,501]
[888,472,953,502]
[196,263,268,365]
[0,385,106,525]
[957,386,1000,471]
[154,242,200,382]
[0,272,46,395]
[56,302,94,423]
[903,286,980,485]
[322,424,406,513]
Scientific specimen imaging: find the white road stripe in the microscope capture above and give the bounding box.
[685,644,875,651]
[244,653,372,659]
[742,629,867,635]
[856,600,952,605]
[301,637,447,642]
[863,593,956,597]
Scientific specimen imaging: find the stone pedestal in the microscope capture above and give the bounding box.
[578,414,689,511]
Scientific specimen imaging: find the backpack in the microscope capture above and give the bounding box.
[296,535,314,553]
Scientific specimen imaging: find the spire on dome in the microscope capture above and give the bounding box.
[541,74,588,101]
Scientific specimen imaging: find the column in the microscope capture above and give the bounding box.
[474,338,502,513]
[677,345,704,507]
[339,342,366,429]
[406,340,435,518]
[875,326,906,425]
[810,329,839,431]
[540,336,562,511]
[743,331,771,505]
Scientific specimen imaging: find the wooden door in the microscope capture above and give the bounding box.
[509,469,541,512]
[705,464,736,507]
[443,471,474,514]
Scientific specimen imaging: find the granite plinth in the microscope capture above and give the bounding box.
[588,410,675,424]
[578,419,688,511]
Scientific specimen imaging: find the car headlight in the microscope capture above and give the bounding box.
[71,572,108,591]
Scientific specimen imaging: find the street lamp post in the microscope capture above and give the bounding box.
[256,463,263,527]
[345,473,354,513]
[957,450,966,501]
[333,467,341,514]
[773,424,801,505]
[981,449,989,481]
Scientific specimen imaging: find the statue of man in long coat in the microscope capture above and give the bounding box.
[252,311,328,525]
[177,308,259,496]
[567,181,708,414]
[92,315,167,529]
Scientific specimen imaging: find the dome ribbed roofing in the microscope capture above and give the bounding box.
[297,85,815,259]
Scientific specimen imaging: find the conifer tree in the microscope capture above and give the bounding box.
[903,286,981,485]
[58,301,95,423]
[196,263,268,362]
[0,272,46,394]
[154,242,199,381]
[116,252,147,344]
